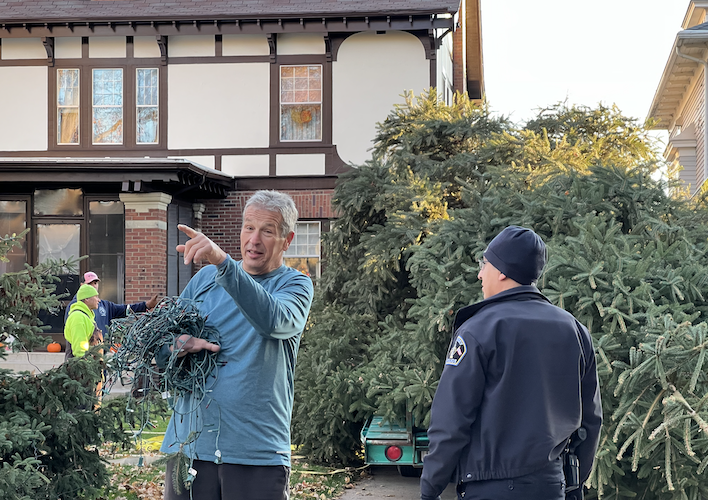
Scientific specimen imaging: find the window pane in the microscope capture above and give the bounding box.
[0,200,27,274]
[37,224,81,263]
[137,107,158,143]
[280,65,322,141]
[137,68,159,144]
[137,68,158,105]
[285,222,320,258]
[57,69,79,144]
[57,69,79,106]
[280,104,321,141]
[93,69,123,106]
[93,69,123,144]
[93,106,123,144]
[58,108,79,145]
[284,257,319,278]
[34,189,83,216]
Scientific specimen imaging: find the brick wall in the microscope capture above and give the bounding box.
[124,207,168,304]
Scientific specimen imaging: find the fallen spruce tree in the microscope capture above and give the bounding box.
[292,91,708,500]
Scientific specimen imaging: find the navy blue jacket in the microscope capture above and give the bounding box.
[64,296,147,336]
[420,286,602,500]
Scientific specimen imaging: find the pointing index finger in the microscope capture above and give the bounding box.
[178,224,199,238]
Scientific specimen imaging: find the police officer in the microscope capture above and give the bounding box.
[421,226,602,500]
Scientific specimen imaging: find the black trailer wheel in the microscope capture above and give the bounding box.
[397,465,422,477]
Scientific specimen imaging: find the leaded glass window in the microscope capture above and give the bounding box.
[280,65,322,141]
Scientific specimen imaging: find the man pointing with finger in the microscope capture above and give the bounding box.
[160,190,314,500]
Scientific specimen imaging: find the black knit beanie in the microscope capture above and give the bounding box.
[483,226,547,285]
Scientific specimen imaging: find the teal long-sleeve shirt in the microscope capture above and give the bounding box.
[160,255,314,467]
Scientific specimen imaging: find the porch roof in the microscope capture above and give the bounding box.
[0,157,235,199]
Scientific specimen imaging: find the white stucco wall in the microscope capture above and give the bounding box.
[277,34,325,55]
[89,37,126,58]
[222,35,269,56]
[276,153,326,175]
[1,38,46,59]
[0,66,48,151]
[222,155,270,176]
[332,31,429,166]
[169,36,215,57]
[168,63,270,149]
[55,38,82,59]
[134,36,161,58]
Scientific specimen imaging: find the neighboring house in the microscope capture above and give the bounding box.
[0,0,483,343]
[649,1,708,196]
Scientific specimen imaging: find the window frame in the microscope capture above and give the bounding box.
[284,220,321,278]
[279,64,323,143]
[270,55,332,149]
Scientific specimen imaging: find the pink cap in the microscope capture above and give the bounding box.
[83,271,100,284]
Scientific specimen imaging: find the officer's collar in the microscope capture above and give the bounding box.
[453,285,550,332]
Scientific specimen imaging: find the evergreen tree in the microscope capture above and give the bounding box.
[0,231,130,499]
[292,93,708,499]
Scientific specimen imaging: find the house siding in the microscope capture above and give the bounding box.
[681,71,706,190]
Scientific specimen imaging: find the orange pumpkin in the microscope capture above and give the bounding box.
[47,342,62,353]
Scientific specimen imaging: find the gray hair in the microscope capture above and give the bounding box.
[244,190,298,237]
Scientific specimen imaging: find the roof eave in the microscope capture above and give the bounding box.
[647,31,708,130]
[0,12,455,38]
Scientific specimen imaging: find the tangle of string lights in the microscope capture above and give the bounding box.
[105,296,221,494]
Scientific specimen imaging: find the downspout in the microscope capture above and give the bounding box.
[676,47,708,183]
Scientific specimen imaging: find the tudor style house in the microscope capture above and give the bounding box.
[649,1,708,196]
[0,0,484,344]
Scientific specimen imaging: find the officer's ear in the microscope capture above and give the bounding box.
[498,272,508,281]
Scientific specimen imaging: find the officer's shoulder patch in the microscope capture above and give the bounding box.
[446,335,467,366]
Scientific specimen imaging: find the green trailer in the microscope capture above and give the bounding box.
[360,415,429,477]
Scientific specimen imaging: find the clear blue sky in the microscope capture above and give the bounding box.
[481,1,688,132]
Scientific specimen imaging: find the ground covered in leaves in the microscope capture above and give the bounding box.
[98,396,363,499]
[101,459,363,500]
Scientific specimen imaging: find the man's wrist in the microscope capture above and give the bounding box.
[216,254,231,272]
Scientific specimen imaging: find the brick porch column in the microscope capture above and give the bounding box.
[119,192,172,304]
